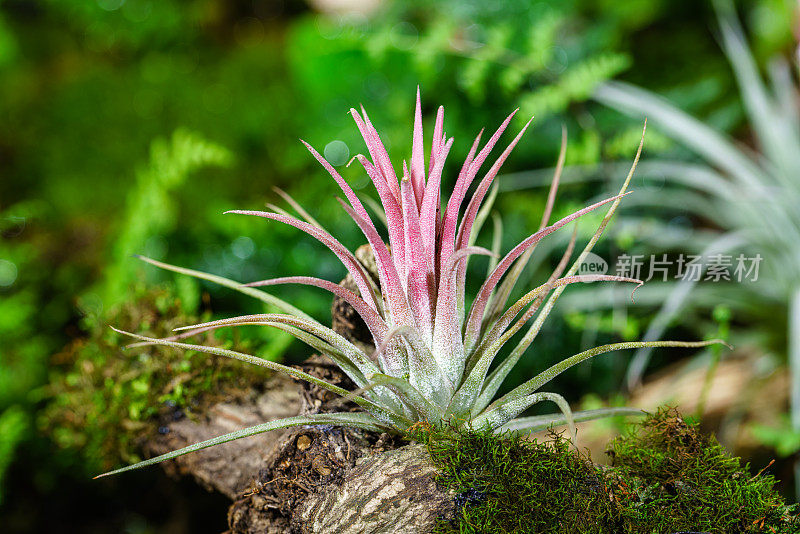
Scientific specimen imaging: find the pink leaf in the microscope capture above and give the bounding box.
[439,111,517,276]
[354,155,406,278]
[428,106,445,176]
[303,139,413,325]
[456,117,533,255]
[486,275,643,353]
[454,117,533,303]
[410,87,426,206]
[431,246,496,378]
[301,140,378,229]
[336,200,415,332]
[242,276,388,343]
[420,137,454,270]
[463,192,630,347]
[401,168,433,338]
[225,209,379,313]
[352,106,400,202]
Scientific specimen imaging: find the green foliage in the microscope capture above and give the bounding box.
[289,2,631,158]
[0,10,17,69]
[518,53,631,119]
[422,408,798,533]
[751,416,800,458]
[103,129,233,305]
[0,200,67,507]
[42,0,207,51]
[591,2,800,390]
[565,310,642,342]
[604,125,673,158]
[40,285,271,473]
[0,406,27,506]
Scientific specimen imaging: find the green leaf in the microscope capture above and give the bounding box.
[367,373,443,423]
[95,412,386,478]
[479,131,646,406]
[499,407,644,436]
[112,328,407,427]
[473,391,575,442]
[135,255,311,319]
[485,340,727,417]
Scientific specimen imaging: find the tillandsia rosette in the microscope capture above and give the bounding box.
[99,89,724,478]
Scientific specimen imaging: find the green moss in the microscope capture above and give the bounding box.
[39,285,271,473]
[608,407,797,533]
[422,427,619,533]
[417,409,798,533]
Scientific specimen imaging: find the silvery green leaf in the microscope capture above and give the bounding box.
[95,412,386,478]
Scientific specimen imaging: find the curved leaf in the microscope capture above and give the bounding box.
[134,255,310,319]
[95,412,387,478]
[499,407,643,435]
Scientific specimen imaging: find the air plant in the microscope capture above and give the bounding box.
[98,90,720,478]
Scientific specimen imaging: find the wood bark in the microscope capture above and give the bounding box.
[292,444,454,534]
[144,374,303,499]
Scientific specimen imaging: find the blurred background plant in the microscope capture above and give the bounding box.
[592,0,800,394]
[1,0,798,531]
[598,0,800,497]
[503,0,800,498]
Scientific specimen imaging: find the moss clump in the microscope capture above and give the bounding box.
[608,407,798,533]
[39,285,271,473]
[419,409,798,533]
[422,426,618,533]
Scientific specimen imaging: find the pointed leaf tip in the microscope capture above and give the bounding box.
[711,338,733,350]
[629,280,645,302]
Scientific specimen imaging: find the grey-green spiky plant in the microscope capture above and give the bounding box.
[98,90,720,478]
[592,2,800,392]
[592,0,800,497]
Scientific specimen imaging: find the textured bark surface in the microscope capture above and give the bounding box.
[227,426,412,533]
[294,444,455,534]
[144,374,303,499]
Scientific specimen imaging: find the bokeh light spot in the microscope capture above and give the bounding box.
[324,140,350,166]
[122,0,151,22]
[0,259,17,287]
[316,15,344,40]
[391,22,418,50]
[97,0,126,12]
[544,46,568,74]
[231,236,255,260]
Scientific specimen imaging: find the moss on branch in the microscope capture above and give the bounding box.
[416,408,798,533]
